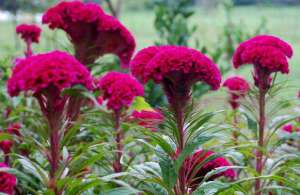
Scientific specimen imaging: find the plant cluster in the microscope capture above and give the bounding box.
[0,1,299,195]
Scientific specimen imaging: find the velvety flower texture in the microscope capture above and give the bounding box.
[223,76,250,109]
[131,110,164,131]
[97,72,144,111]
[130,46,221,106]
[0,163,16,195]
[233,35,293,89]
[7,51,93,97]
[42,1,135,66]
[185,149,235,191]
[16,24,41,43]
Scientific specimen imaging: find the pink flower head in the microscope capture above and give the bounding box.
[185,149,235,191]
[130,46,221,106]
[233,35,293,89]
[131,110,164,131]
[223,76,250,109]
[282,123,300,134]
[7,123,21,137]
[0,163,17,195]
[42,1,135,66]
[0,139,13,154]
[97,72,144,111]
[7,51,93,97]
[16,24,41,43]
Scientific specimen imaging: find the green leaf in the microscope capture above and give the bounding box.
[130,96,153,111]
[159,155,177,190]
[192,181,230,195]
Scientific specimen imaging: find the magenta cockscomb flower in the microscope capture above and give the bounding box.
[131,110,164,131]
[7,51,93,98]
[184,149,235,191]
[130,46,221,107]
[7,123,21,137]
[16,24,42,57]
[42,1,135,66]
[0,163,16,195]
[223,76,250,109]
[16,24,41,43]
[97,72,144,111]
[233,35,293,89]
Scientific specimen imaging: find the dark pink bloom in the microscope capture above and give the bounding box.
[184,149,235,191]
[233,35,293,89]
[16,24,41,43]
[0,163,16,195]
[131,110,164,131]
[97,72,144,111]
[7,123,21,137]
[130,46,221,106]
[282,124,300,133]
[0,139,13,154]
[223,76,250,109]
[42,1,135,66]
[7,51,93,97]
[298,90,300,99]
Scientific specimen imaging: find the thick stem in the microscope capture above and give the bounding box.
[48,120,62,195]
[173,102,186,194]
[113,110,123,173]
[25,40,33,57]
[232,110,239,145]
[255,86,266,195]
[4,153,10,165]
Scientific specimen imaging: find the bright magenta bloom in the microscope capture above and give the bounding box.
[223,76,250,109]
[16,24,41,43]
[0,163,16,195]
[130,46,221,106]
[7,51,93,97]
[282,124,300,133]
[233,35,293,89]
[184,149,235,191]
[131,110,164,131]
[42,1,135,66]
[97,72,144,111]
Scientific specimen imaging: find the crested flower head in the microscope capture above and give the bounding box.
[42,1,135,66]
[0,163,17,195]
[233,35,293,89]
[223,76,250,109]
[131,109,164,131]
[16,24,41,43]
[130,46,221,106]
[184,149,235,191]
[7,51,93,97]
[97,72,144,111]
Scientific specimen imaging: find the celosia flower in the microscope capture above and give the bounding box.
[0,139,13,154]
[7,51,92,97]
[184,149,235,191]
[97,72,144,111]
[233,35,293,89]
[282,124,300,133]
[223,76,250,109]
[7,51,93,120]
[16,24,41,43]
[0,163,16,195]
[42,1,135,66]
[130,46,221,107]
[131,109,164,131]
[7,123,21,137]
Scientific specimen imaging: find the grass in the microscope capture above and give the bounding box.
[1,5,300,92]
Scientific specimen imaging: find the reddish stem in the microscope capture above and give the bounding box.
[255,85,266,195]
[113,110,123,173]
[25,40,32,57]
[4,153,10,165]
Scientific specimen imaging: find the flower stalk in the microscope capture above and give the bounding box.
[113,110,123,173]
